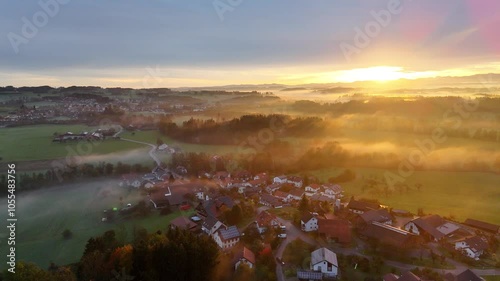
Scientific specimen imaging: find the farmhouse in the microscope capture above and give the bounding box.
[201,216,224,236]
[196,196,235,219]
[255,211,280,234]
[274,190,290,202]
[301,213,319,232]
[464,218,500,234]
[444,269,484,281]
[170,216,198,232]
[304,184,322,196]
[321,184,342,199]
[287,188,305,201]
[318,218,351,244]
[309,247,339,278]
[454,236,489,260]
[357,209,393,229]
[287,176,303,188]
[259,194,283,208]
[273,175,288,184]
[213,225,240,249]
[234,247,256,270]
[347,197,380,214]
[404,214,460,241]
[362,222,417,249]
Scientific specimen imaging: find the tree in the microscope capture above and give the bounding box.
[298,195,309,213]
[62,229,73,240]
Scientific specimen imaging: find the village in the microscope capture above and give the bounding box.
[115,163,500,281]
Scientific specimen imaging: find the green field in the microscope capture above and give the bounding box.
[0,179,193,269]
[311,167,500,224]
[120,130,238,155]
[0,125,144,162]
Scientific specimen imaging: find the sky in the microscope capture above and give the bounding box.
[0,0,499,88]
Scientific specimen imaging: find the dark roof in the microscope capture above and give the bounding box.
[455,269,483,281]
[409,214,459,240]
[318,218,351,244]
[462,236,489,252]
[297,270,323,280]
[347,198,380,212]
[219,226,240,241]
[360,209,393,223]
[464,218,500,233]
[301,213,315,223]
[289,188,304,197]
[260,194,282,207]
[310,194,334,203]
[170,217,197,231]
[256,211,278,227]
[202,216,220,230]
[362,222,416,248]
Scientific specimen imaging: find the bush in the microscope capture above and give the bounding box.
[62,229,73,240]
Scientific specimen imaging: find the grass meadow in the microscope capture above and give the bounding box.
[0,179,193,269]
[311,167,500,224]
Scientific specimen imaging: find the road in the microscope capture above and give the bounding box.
[120,138,161,166]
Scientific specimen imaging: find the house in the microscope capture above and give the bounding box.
[287,176,303,188]
[248,178,267,188]
[321,184,343,199]
[309,194,335,204]
[454,236,489,260]
[213,225,240,249]
[235,247,255,270]
[274,190,290,202]
[347,197,380,214]
[259,194,283,208]
[287,188,305,201]
[255,211,280,234]
[213,171,230,180]
[196,196,235,219]
[318,218,351,244]
[232,170,252,181]
[362,222,417,249]
[404,214,460,241]
[383,271,424,281]
[121,173,142,188]
[444,269,484,281]
[253,172,269,181]
[202,216,224,236]
[265,183,282,193]
[304,184,322,197]
[464,218,500,234]
[309,247,338,278]
[170,216,198,232]
[301,213,319,232]
[357,209,393,229]
[141,180,156,189]
[273,175,288,184]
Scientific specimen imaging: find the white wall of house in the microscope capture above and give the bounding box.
[311,261,338,276]
[301,218,318,232]
[235,259,254,270]
[273,177,287,184]
[404,222,421,235]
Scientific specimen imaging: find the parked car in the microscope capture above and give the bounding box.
[275,257,285,265]
[277,233,287,238]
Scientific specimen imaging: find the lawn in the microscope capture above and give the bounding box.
[268,206,300,221]
[310,167,500,224]
[0,179,193,269]
[0,124,144,162]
